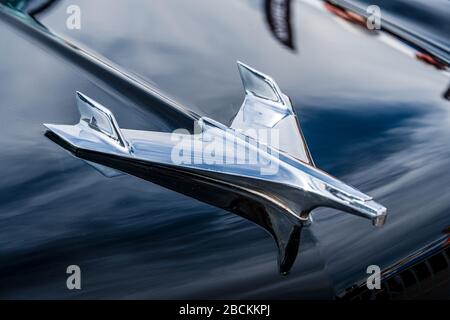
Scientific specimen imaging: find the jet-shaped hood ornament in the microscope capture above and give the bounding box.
[44,62,386,273]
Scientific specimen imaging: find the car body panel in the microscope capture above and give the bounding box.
[0,0,449,298]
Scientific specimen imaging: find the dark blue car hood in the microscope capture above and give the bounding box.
[0,0,449,298]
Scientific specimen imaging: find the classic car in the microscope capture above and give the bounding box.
[0,0,449,300]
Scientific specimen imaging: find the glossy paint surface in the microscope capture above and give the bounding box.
[343,0,450,57]
[0,0,449,298]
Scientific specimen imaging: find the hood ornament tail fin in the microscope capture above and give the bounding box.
[44,62,387,273]
[232,61,314,165]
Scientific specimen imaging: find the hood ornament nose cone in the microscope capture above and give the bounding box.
[44,62,387,273]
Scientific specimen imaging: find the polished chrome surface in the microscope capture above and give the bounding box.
[44,65,387,270]
[232,61,314,164]
[76,92,131,154]
[45,83,387,227]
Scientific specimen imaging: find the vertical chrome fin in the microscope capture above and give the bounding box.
[231,61,314,165]
[75,92,131,154]
[44,92,131,177]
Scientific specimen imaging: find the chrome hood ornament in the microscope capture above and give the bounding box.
[44,62,386,273]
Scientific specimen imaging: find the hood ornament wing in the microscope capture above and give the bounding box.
[44,62,386,273]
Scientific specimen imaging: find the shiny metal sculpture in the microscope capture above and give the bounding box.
[44,62,386,273]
